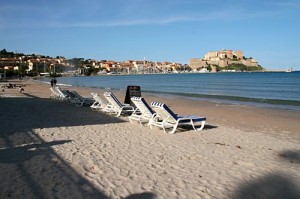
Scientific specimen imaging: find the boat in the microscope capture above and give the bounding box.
[40,72,50,77]
[286,67,293,72]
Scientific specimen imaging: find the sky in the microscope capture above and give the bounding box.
[1,0,300,70]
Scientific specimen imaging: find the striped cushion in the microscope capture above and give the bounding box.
[131,97,155,115]
[104,92,123,107]
[151,102,164,107]
[151,102,178,120]
[131,96,142,101]
[140,98,155,114]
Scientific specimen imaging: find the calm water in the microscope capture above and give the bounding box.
[42,72,300,110]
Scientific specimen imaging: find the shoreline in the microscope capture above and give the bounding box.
[142,91,300,112]
[3,77,298,140]
[1,78,300,198]
[33,76,300,112]
[2,78,300,139]
[4,78,300,136]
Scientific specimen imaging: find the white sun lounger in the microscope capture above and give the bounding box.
[90,92,108,110]
[50,87,61,99]
[70,90,94,106]
[63,90,88,107]
[54,87,82,106]
[149,102,206,134]
[103,92,134,117]
[129,97,157,125]
[54,86,71,101]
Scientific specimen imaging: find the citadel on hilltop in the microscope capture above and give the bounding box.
[189,49,263,72]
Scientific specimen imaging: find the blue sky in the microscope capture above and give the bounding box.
[1,0,299,70]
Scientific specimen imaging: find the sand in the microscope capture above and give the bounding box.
[0,78,300,199]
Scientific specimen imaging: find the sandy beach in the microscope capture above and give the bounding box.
[1,78,300,199]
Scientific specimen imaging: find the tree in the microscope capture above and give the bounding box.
[207,65,212,71]
[0,49,8,56]
[0,49,14,58]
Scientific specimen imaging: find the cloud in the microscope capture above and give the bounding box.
[51,16,198,28]
[47,6,273,28]
[0,0,291,29]
[272,1,300,8]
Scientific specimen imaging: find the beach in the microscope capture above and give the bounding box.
[1,79,300,198]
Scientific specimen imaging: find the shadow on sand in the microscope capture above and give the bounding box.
[233,149,300,199]
[174,124,218,134]
[278,150,300,164]
[0,97,156,198]
[232,173,300,199]
[0,97,124,134]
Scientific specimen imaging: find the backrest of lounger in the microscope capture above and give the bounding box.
[90,92,98,98]
[50,88,60,97]
[65,90,77,99]
[131,97,155,116]
[104,92,123,109]
[55,87,68,99]
[151,102,178,122]
[91,92,99,100]
[93,94,107,105]
[71,91,83,100]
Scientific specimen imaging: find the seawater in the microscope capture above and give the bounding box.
[42,72,300,111]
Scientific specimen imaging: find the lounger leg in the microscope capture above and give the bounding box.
[167,122,179,134]
[116,110,122,117]
[190,119,196,131]
[148,115,158,129]
[95,103,101,110]
[90,101,99,110]
[74,102,83,107]
[195,121,205,131]
[168,126,177,134]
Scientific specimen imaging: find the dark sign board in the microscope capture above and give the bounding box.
[124,85,141,105]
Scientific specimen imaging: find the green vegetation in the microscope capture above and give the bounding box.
[228,63,263,71]
[207,65,212,71]
[83,66,101,76]
[216,63,264,72]
[0,49,24,58]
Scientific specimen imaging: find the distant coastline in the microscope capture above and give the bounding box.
[1,48,298,78]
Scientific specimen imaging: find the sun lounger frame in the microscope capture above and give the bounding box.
[103,92,134,117]
[150,102,206,134]
[129,97,157,125]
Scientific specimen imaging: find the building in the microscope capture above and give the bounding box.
[234,50,244,59]
[189,58,208,71]
[204,51,219,61]
[190,49,260,71]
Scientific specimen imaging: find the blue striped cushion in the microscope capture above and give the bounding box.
[151,102,178,120]
[162,104,178,120]
[105,92,123,107]
[131,96,142,101]
[140,97,155,114]
[151,102,164,107]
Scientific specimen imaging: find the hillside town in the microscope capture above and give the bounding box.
[0,48,263,79]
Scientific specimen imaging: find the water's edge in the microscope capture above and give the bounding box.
[36,72,300,111]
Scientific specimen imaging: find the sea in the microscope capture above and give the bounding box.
[39,72,300,111]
